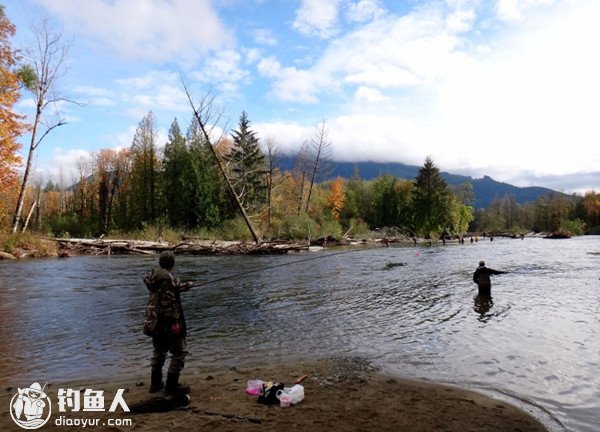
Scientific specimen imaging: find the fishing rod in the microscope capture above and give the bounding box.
[188,244,388,287]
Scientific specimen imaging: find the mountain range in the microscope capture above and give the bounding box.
[277,157,563,209]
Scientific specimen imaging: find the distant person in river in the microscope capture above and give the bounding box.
[143,251,194,395]
[472,260,506,296]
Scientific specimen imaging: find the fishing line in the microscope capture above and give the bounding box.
[194,244,387,287]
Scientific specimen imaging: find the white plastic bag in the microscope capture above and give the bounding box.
[286,384,305,405]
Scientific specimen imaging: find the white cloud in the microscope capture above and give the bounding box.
[263,8,474,105]
[62,113,81,123]
[74,86,116,107]
[346,0,386,23]
[35,0,233,62]
[254,121,311,154]
[103,123,168,151]
[116,71,187,116]
[257,56,282,78]
[433,1,600,176]
[34,147,92,184]
[292,0,342,39]
[259,0,599,184]
[17,99,37,110]
[494,0,555,21]
[327,114,431,165]
[245,48,262,65]
[73,86,113,97]
[258,56,321,103]
[191,50,250,93]
[446,9,475,32]
[353,86,386,104]
[252,28,277,46]
[88,98,115,107]
[109,126,138,149]
[344,63,419,88]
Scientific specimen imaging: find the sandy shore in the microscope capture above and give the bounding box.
[1,358,548,432]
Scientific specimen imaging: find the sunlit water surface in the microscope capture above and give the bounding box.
[1,237,598,431]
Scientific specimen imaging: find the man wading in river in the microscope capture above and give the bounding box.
[473,260,506,296]
[143,251,193,395]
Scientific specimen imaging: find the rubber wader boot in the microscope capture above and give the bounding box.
[149,370,164,393]
[165,373,190,395]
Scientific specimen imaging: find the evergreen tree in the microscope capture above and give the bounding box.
[227,111,266,211]
[412,156,451,238]
[162,118,189,227]
[184,117,224,228]
[130,111,159,226]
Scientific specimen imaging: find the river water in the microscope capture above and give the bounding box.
[0,237,598,431]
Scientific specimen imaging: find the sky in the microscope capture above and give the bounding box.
[4,0,599,193]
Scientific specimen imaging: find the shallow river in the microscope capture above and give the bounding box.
[1,236,598,431]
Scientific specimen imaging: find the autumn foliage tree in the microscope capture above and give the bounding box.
[0,6,28,218]
[94,148,129,234]
[327,177,345,221]
[583,191,600,229]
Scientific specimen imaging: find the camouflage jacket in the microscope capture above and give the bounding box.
[143,268,186,337]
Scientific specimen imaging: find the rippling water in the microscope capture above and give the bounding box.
[1,237,598,431]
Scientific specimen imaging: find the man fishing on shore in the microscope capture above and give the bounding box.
[143,251,199,395]
[473,260,506,296]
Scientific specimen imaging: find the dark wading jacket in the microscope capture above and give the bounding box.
[143,268,187,338]
[473,265,504,295]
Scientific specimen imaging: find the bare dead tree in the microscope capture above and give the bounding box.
[304,120,332,213]
[73,154,91,220]
[12,20,82,232]
[22,180,42,233]
[264,136,281,225]
[22,199,37,233]
[181,79,261,243]
[94,149,128,235]
[293,142,311,214]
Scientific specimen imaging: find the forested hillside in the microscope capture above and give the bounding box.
[277,157,566,209]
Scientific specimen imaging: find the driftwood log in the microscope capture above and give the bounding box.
[0,251,18,260]
[54,238,309,256]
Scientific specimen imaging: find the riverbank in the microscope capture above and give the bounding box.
[0,233,412,259]
[0,232,59,259]
[0,231,569,260]
[1,358,549,431]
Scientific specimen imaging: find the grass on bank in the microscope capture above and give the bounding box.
[0,231,59,257]
[49,214,374,243]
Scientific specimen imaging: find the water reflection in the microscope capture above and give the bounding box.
[473,294,494,322]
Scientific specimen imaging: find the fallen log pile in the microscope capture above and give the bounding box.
[55,238,310,256]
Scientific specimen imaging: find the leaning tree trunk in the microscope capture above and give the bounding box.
[22,200,37,233]
[12,102,42,233]
[182,83,261,243]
